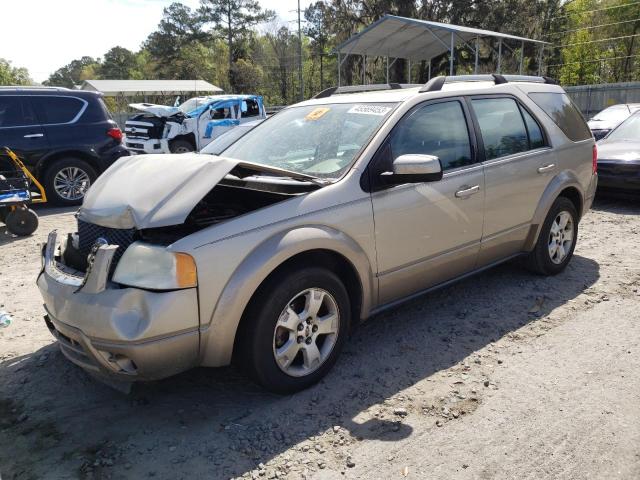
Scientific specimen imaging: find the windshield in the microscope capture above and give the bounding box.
[178,97,208,114]
[221,102,397,179]
[607,113,640,141]
[593,105,630,122]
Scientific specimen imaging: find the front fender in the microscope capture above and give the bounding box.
[523,170,585,252]
[199,225,376,367]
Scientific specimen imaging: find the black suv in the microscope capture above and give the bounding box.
[0,87,129,205]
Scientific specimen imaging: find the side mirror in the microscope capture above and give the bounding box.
[382,154,443,184]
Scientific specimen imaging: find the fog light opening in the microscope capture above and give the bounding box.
[98,350,138,374]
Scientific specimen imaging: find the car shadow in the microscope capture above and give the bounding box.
[0,255,600,478]
[592,192,640,214]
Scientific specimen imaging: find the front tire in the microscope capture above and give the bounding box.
[236,267,351,394]
[526,196,578,275]
[43,158,97,206]
[169,139,194,154]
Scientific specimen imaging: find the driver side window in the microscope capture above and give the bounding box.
[390,101,473,171]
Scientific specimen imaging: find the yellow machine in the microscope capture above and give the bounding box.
[0,147,47,236]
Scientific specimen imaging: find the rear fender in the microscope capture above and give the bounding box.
[523,170,584,251]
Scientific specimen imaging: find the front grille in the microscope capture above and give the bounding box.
[77,220,135,273]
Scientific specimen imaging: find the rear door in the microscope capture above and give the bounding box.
[370,98,485,305]
[30,95,88,152]
[239,97,262,124]
[467,95,555,265]
[0,95,49,171]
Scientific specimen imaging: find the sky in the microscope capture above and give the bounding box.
[1,0,314,83]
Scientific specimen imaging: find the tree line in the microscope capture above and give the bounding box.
[1,0,638,105]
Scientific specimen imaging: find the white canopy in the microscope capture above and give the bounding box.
[80,80,223,97]
[335,15,550,83]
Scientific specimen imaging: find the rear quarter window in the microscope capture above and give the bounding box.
[31,96,86,124]
[527,92,591,142]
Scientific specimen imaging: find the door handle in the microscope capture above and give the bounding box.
[455,185,480,198]
[537,163,556,173]
[23,133,44,138]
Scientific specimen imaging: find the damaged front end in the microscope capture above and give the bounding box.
[124,103,194,154]
[37,152,322,386]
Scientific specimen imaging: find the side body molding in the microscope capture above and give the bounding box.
[198,225,376,367]
[523,170,584,252]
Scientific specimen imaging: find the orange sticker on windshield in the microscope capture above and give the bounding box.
[305,107,330,121]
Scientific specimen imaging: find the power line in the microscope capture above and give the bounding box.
[555,33,640,48]
[547,53,640,68]
[551,0,640,19]
[545,18,640,37]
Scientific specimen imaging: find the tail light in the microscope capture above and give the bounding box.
[107,127,123,143]
[592,144,598,174]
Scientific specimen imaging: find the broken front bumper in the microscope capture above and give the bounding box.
[37,231,200,382]
[124,137,170,154]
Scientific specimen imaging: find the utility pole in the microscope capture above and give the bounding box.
[297,0,304,101]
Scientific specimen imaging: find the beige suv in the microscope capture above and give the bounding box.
[38,75,597,393]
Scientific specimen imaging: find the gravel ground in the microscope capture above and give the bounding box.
[0,196,639,480]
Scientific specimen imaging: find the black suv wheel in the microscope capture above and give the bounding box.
[43,158,97,206]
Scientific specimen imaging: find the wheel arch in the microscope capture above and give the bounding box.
[36,149,101,178]
[198,226,376,367]
[169,133,197,151]
[524,171,584,252]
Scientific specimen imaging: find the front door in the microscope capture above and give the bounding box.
[369,98,485,305]
[199,102,239,149]
[0,95,49,171]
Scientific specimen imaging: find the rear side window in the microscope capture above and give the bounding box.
[472,98,529,160]
[31,96,85,124]
[390,100,473,171]
[528,92,591,141]
[0,96,37,128]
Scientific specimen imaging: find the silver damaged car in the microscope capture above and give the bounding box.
[38,75,598,393]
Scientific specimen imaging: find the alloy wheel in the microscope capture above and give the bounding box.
[53,167,91,201]
[272,288,340,377]
[548,211,574,265]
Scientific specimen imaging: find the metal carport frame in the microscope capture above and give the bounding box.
[335,15,549,86]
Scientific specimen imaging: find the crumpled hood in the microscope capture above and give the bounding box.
[129,103,182,118]
[597,140,640,162]
[78,154,240,229]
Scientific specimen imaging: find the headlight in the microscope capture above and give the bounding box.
[113,242,197,290]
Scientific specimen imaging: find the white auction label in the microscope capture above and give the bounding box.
[347,105,392,116]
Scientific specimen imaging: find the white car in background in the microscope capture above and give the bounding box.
[124,94,266,154]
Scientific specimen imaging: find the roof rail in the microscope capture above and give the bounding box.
[313,83,416,99]
[418,74,559,93]
[0,85,71,91]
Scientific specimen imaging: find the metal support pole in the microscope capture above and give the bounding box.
[428,58,432,80]
[408,59,411,83]
[475,36,479,74]
[497,38,502,74]
[386,56,389,84]
[337,52,341,86]
[519,41,524,75]
[450,32,455,76]
[362,55,366,85]
[538,45,544,76]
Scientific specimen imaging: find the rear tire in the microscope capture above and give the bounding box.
[169,139,194,154]
[236,267,351,394]
[5,208,38,236]
[43,158,97,206]
[526,196,578,275]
